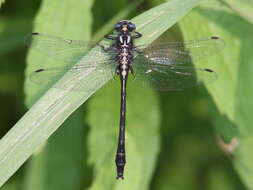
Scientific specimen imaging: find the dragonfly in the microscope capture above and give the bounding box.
[25,20,224,179]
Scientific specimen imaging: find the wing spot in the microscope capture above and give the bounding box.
[211,36,219,40]
[35,69,44,73]
[204,68,214,72]
[32,32,39,35]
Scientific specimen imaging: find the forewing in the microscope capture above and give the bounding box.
[136,36,224,65]
[25,32,116,64]
[131,55,217,91]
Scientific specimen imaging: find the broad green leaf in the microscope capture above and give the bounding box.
[23,0,93,190]
[0,0,200,187]
[179,0,253,188]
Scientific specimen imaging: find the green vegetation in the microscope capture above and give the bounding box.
[0,0,252,189]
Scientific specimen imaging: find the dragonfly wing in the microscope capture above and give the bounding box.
[25,33,116,64]
[29,61,117,92]
[136,36,224,65]
[131,55,217,91]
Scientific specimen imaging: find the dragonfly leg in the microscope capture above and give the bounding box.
[112,67,120,80]
[133,47,143,54]
[132,31,142,39]
[104,34,117,40]
[115,67,120,75]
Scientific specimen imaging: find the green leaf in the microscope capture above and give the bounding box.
[0,0,200,187]
[179,0,253,188]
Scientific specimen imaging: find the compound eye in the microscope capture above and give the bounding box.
[114,23,121,30]
[128,23,136,31]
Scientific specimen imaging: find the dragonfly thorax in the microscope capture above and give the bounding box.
[118,34,133,47]
[115,33,134,78]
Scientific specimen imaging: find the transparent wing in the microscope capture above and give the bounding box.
[136,36,225,65]
[131,55,217,91]
[29,61,117,91]
[25,32,116,63]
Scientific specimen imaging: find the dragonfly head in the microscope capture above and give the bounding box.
[114,20,136,33]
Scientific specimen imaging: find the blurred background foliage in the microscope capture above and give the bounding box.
[0,0,252,189]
